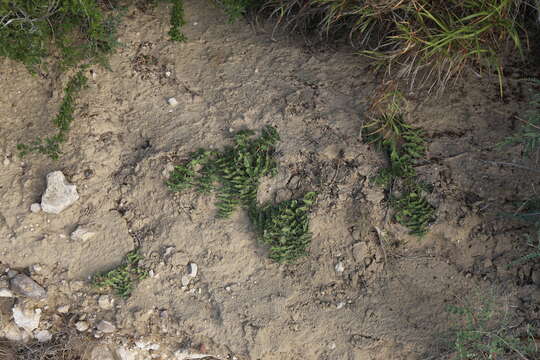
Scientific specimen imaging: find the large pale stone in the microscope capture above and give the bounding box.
[12,304,41,332]
[10,274,46,299]
[41,171,79,214]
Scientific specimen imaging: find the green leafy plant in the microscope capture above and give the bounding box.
[250,192,317,263]
[17,70,88,160]
[92,250,148,298]
[447,290,539,359]
[0,0,120,71]
[168,126,280,217]
[363,92,436,236]
[169,0,187,42]
[215,0,259,21]
[392,185,436,236]
[168,127,317,262]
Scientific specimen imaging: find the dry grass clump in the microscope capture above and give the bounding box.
[222,0,533,93]
[0,331,93,360]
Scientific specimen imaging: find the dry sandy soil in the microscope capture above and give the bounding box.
[0,1,540,359]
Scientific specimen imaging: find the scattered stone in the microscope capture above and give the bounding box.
[6,269,18,279]
[0,288,14,297]
[336,301,346,309]
[167,97,178,107]
[335,262,345,273]
[70,226,96,242]
[41,171,79,214]
[75,321,89,332]
[30,264,43,273]
[35,329,52,342]
[30,203,42,213]
[90,345,116,360]
[13,304,41,332]
[3,158,10,166]
[98,295,114,310]
[164,246,175,258]
[11,274,47,299]
[187,262,198,278]
[97,320,116,333]
[57,305,70,313]
[135,340,160,351]
[181,275,190,287]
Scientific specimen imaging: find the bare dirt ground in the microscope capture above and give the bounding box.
[1,1,540,359]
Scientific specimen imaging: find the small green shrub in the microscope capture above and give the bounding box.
[363,92,436,236]
[168,126,280,217]
[92,250,148,298]
[392,185,436,236]
[17,70,88,160]
[169,0,187,41]
[447,290,539,359]
[0,0,120,71]
[168,127,317,262]
[250,192,317,262]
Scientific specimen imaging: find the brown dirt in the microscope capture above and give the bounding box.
[0,1,539,359]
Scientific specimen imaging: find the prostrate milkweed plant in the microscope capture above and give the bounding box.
[363,91,436,236]
[17,70,88,160]
[167,126,317,262]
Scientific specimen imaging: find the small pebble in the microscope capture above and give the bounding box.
[0,288,14,297]
[35,330,52,342]
[3,158,10,166]
[96,320,116,333]
[335,262,345,273]
[181,275,190,287]
[98,295,114,310]
[167,97,178,107]
[57,305,70,313]
[187,262,198,278]
[30,203,41,213]
[75,321,89,332]
[336,301,346,309]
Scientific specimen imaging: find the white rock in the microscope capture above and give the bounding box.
[30,264,43,273]
[41,171,79,214]
[70,226,96,241]
[75,321,89,332]
[167,97,178,107]
[30,203,42,213]
[13,304,42,332]
[57,305,70,313]
[135,340,160,351]
[187,263,198,278]
[11,274,47,299]
[3,158,10,166]
[0,288,14,297]
[335,262,345,273]
[336,301,346,309]
[98,295,114,310]
[181,275,190,287]
[97,320,116,333]
[35,329,52,342]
